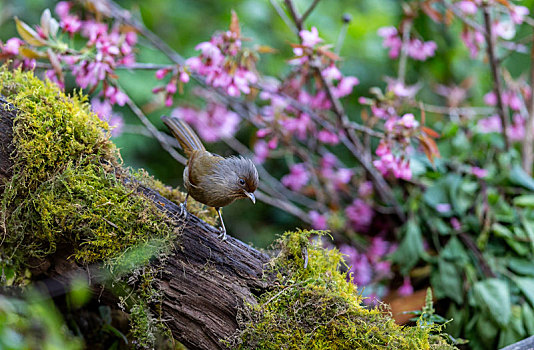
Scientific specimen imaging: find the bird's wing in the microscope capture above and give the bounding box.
[187,150,223,187]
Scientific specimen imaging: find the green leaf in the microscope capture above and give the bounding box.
[391,219,424,274]
[522,303,534,335]
[475,316,499,348]
[513,277,534,307]
[520,217,534,254]
[513,195,534,207]
[438,259,463,303]
[510,164,534,191]
[472,278,511,328]
[508,258,534,276]
[15,17,46,46]
[497,305,525,349]
[492,223,513,238]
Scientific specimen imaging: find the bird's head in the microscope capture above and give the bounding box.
[219,156,259,204]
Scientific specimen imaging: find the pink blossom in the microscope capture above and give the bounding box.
[172,103,240,142]
[494,21,516,40]
[155,68,170,79]
[321,64,342,81]
[317,129,340,145]
[55,1,72,19]
[61,15,82,34]
[280,113,311,140]
[378,26,402,59]
[398,113,419,129]
[103,86,128,106]
[345,199,374,232]
[367,236,389,263]
[457,1,478,15]
[332,76,359,98]
[45,69,64,89]
[484,91,497,106]
[91,98,124,137]
[166,81,177,94]
[436,203,452,213]
[451,217,462,231]
[375,260,392,276]
[461,29,484,58]
[299,27,323,47]
[2,38,23,55]
[358,181,373,198]
[471,166,488,178]
[477,115,502,133]
[398,277,414,296]
[339,245,372,286]
[386,79,420,98]
[253,140,269,164]
[309,211,328,230]
[510,5,529,25]
[320,153,338,169]
[508,114,525,141]
[408,39,437,61]
[179,71,190,83]
[281,163,310,191]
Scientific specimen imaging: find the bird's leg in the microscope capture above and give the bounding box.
[182,193,189,210]
[216,207,227,241]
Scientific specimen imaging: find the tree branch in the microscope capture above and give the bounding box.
[483,4,511,151]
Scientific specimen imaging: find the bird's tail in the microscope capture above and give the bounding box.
[162,116,206,157]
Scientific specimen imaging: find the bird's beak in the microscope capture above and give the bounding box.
[245,191,256,204]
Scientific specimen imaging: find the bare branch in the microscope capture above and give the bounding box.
[123,96,187,165]
[398,20,412,85]
[301,0,322,24]
[269,0,299,35]
[483,4,511,151]
[283,0,303,32]
[522,35,534,174]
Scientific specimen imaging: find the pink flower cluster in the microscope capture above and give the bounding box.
[171,102,240,142]
[339,236,399,303]
[53,1,137,99]
[372,114,419,181]
[281,163,310,191]
[319,153,353,191]
[345,199,374,232]
[185,30,258,97]
[91,98,124,137]
[153,66,190,106]
[459,3,529,57]
[0,38,36,70]
[373,141,412,181]
[478,88,532,142]
[378,26,437,61]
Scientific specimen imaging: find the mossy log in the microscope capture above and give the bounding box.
[0,94,269,349]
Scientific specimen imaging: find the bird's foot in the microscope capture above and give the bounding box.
[217,227,227,241]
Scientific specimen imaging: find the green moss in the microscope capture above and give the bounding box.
[0,68,179,271]
[0,67,188,348]
[229,230,457,350]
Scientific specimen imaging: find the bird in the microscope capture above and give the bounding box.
[161,116,259,240]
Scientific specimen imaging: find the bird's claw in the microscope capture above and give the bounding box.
[218,228,227,241]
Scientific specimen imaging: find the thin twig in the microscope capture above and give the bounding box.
[283,0,303,31]
[398,20,412,85]
[442,0,485,33]
[255,190,311,223]
[123,97,187,165]
[301,0,321,24]
[522,34,534,174]
[269,0,299,36]
[483,4,510,151]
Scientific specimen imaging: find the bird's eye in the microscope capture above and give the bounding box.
[238,179,246,186]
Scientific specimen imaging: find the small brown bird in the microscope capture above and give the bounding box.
[162,116,259,240]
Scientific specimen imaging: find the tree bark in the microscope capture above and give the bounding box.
[0,96,270,350]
